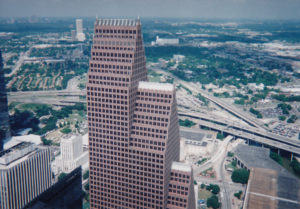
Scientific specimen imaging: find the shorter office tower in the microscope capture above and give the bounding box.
[0,50,11,149]
[24,167,83,209]
[54,134,88,174]
[76,19,86,41]
[71,29,76,41]
[167,162,196,209]
[0,142,52,209]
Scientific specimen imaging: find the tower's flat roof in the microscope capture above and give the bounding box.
[97,19,139,27]
[138,81,174,92]
[171,162,191,172]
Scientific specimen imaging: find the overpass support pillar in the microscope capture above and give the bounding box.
[246,139,249,145]
[291,153,294,161]
[277,149,280,155]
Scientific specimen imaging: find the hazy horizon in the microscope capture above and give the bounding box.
[1,0,300,20]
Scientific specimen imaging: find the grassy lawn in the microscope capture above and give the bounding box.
[149,76,161,82]
[226,160,237,170]
[198,188,212,200]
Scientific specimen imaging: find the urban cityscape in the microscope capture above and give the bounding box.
[1,1,300,209]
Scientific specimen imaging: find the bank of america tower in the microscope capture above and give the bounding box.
[87,18,195,209]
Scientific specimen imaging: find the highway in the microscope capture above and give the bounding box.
[8,90,86,106]
[197,118,300,155]
[179,111,300,155]
[154,68,267,130]
[8,89,300,155]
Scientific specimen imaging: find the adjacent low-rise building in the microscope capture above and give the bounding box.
[24,167,83,209]
[233,144,289,175]
[53,134,88,174]
[167,162,196,209]
[152,36,179,46]
[0,142,52,209]
[244,167,300,209]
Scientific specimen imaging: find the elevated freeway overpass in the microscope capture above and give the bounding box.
[179,112,300,156]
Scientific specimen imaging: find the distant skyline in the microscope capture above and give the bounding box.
[1,0,300,20]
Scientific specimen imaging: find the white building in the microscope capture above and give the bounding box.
[151,36,179,46]
[76,19,86,42]
[54,134,88,174]
[172,54,185,63]
[0,142,52,209]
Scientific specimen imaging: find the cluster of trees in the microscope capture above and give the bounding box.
[231,168,250,184]
[217,133,225,140]
[196,93,209,106]
[272,94,300,102]
[214,92,230,98]
[249,108,263,118]
[200,183,221,209]
[287,115,297,123]
[207,195,221,209]
[83,170,89,180]
[58,172,67,181]
[277,103,292,115]
[234,99,245,105]
[42,137,52,146]
[197,158,207,165]
[10,103,85,136]
[61,127,72,134]
[36,103,85,135]
[234,191,243,199]
[291,159,300,176]
[205,184,220,195]
[179,119,196,127]
[227,152,234,157]
[270,152,283,165]
[10,109,40,133]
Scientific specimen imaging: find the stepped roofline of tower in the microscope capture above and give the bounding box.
[138,81,174,92]
[96,18,139,27]
[171,161,192,172]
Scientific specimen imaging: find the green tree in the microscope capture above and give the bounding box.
[270,152,282,164]
[58,172,68,181]
[84,182,89,191]
[278,116,286,121]
[207,195,221,209]
[200,183,205,189]
[211,185,220,195]
[179,119,196,127]
[227,152,234,157]
[217,133,225,140]
[234,191,243,199]
[290,159,300,175]
[231,169,250,184]
[83,170,89,180]
[42,137,52,146]
[61,127,72,134]
[287,115,297,123]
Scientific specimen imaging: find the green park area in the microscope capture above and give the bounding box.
[198,184,221,209]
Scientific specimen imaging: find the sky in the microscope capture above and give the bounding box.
[0,0,300,20]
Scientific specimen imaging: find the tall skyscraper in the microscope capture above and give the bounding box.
[87,18,195,209]
[76,19,86,42]
[0,50,11,150]
[0,142,52,209]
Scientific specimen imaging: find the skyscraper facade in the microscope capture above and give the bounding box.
[0,142,52,209]
[0,50,11,150]
[87,18,195,209]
